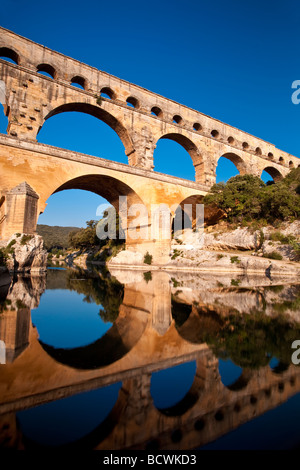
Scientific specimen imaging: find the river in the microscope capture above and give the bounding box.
[0,266,300,450]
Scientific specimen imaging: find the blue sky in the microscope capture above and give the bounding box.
[1,0,300,226]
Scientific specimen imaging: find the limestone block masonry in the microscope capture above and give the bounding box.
[0,26,299,263]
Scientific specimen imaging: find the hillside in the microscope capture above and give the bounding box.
[36,224,81,250]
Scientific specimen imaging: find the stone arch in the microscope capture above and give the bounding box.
[171,195,204,235]
[0,46,20,65]
[217,152,247,175]
[52,173,145,211]
[36,63,57,79]
[70,75,87,90]
[41,173,148,251]
[155,133,204,182]
[261,166,283,182]
[41,102,134,159]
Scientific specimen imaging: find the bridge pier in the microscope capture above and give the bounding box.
[1,182,39,240]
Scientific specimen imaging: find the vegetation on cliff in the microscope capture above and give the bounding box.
[203,168,300,224]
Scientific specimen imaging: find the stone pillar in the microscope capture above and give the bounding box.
[128,127,156,170]
[151,272,172,335]
[2,182,39,239]
[0,307,31,362]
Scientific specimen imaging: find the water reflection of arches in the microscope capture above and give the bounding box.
[151,360,206,417]
[39,304,149,370]
[18,382,126,450]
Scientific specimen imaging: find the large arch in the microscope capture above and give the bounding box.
[216,152,247,180]
[39,174,148,247]
[41,103,134,160]
[261,166,283,183]
[154,133,203,182]
[52,174,145,212]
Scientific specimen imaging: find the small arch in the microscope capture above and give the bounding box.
[289,160,294,168]
[211,129,219,138]
[242,141,249,150]
[268,152,274,159]
[126,96,139,109]
[0,46,20,65]
[279,156,285,164]
[100,87,116,100]
[227,136,234,144]
[255,147,262,155]
[37,63,56,79]
[261,166,283,183]
[151,106,163,117]
[70,76,86,90]
[193,122,202,131]
[173,114,182,124]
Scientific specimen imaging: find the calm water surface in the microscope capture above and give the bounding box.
[0,266,300,450]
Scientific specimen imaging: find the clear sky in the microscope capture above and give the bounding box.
[1,0,300,226]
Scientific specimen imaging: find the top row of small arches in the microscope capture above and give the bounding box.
[0,47,296,168]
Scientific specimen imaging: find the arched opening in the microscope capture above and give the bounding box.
[211,129,219,139]
[70,76,86,90]
[268,152,274,159]
[150,361,197,415]
[216,152,245,183]
[173,115,182,124]
[16,381,122,448]
[261,167,283,183]
[100,87,116,100]
[151,106,162,117]
[289,161,294,168]
[227,136,234,144]
[255,147,262,156]
[279,156,285,164]
[38,102,134,163]
[126,96,139,109]
[193,122,202,131]
[36,63,56,79]
[0,46,19,64]
[218,358,244,389]
[171,195,203,239]
[154,133,202,181]
[242,141,249,150]
[269,357,289,374]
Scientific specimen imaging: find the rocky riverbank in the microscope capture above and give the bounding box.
[0,233,47,276]
[108,222,300,276]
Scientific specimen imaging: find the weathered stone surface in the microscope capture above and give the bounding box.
[175,227,261,251]
[4,234,47,273]
[108,249,144,266]
[0,26,298,266]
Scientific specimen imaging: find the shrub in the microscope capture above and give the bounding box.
[171,249,183,260]
[262,251,283,260]
[144,251,153,265]
[231,279,241,286]
[20,234,33,245]
[143,271,152,283]
[230,256,240,264]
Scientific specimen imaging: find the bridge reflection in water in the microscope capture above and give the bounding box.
[0,268,300,450]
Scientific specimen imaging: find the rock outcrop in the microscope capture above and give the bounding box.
[3,234,47,274]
